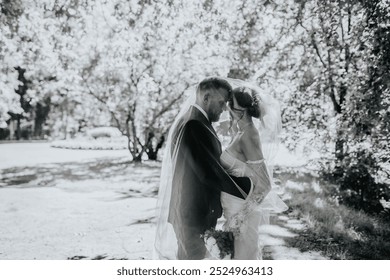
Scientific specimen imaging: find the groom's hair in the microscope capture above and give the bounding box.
[196,77,232,97]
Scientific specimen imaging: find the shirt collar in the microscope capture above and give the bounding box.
[193,104,209,122]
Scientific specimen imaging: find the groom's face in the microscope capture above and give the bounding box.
[205,88,229,122]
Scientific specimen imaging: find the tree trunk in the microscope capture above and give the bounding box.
[127,136,143,162]
[16,117,21,140]
[34,100,50,139]
[9,120,16,140]
[145,134,165,161]
[146,151,158,160]
[133,154,143,162]
[334,126,345,177]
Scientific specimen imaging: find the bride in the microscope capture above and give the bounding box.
[219,84,288,259]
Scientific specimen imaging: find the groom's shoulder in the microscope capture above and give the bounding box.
[182,107,204,124]
[178,107,209,133]
[188,106,209,123]
[174,116,202,135]
[180,114,212,137]
[183,119,205,131]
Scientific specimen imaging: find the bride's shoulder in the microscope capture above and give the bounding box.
[240,126,260,145]
[240,128,264,160]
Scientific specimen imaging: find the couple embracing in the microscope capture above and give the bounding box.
[154,77,287,260]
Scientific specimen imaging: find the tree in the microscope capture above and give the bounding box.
[352,0,390,181]
[76,0,232,161]
[0,0,24,129]
[277,0,390,211]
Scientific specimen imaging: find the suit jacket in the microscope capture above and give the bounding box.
[168,106,251,235]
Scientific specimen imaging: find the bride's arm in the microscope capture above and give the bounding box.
[241,132,272,199]
[226,132,272,235]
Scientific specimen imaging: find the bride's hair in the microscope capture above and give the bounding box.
[232,87,261,119]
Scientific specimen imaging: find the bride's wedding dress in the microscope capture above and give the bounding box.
[220,150,287,259]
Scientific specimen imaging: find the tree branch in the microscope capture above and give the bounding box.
[347,0,352,34]
[145,84,189,133]
[81,76,126,136]
[311,32,327,68]
[327,50,341,113]
[339,0,345,46]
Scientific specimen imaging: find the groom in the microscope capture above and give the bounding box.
[168,77,251,259]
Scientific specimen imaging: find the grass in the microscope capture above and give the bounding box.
[276,169,390,259]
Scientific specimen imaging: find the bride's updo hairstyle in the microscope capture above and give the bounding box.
[232,87,261,119]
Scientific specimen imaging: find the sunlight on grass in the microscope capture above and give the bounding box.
[283,176,390,259]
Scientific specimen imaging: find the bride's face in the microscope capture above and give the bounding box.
[228,96,245,121]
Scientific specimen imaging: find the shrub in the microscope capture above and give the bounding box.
[339,154,390,214]
[86,127,122,139]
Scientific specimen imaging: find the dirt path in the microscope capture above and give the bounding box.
[261,214,327,260]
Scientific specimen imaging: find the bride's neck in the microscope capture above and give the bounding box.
[237,115,253,130]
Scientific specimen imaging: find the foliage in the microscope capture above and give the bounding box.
[0,0,233,159]
[0,0,24,128]
[277,0,389,208]
[280,172,390,259]
[339,151,390,213]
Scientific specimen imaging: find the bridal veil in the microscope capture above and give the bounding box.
[153,77,287,259]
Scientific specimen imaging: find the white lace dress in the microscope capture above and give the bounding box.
[220,150,287,260]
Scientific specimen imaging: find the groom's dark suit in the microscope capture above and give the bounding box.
[168,106,251,259]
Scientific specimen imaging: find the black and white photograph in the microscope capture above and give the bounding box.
[0,0,389,262]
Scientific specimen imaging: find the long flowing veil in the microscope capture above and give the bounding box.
[153,77,286,259]
[153,85,197,259]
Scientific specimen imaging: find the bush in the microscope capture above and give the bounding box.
[86,127,122,139]
[339,153,390,214]
[0,128,10,140]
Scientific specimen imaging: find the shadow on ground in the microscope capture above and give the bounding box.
[0,158,161,199]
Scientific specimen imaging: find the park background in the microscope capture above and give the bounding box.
[0,0,389,259]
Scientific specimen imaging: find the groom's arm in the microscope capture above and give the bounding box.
[178,120,250,198]
[230,176,251,198]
